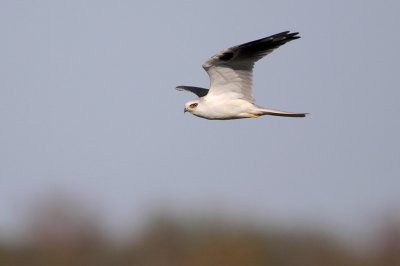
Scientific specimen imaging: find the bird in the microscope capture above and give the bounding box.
[176,31,308,120]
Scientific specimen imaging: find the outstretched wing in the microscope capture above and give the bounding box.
[176,86,209,98]
[202,31,300,103]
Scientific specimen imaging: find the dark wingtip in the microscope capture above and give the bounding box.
[277,31,301,40]
[175,85,209,97]
[237,31,301,52]
[289,31,301,39]
[271,31,301,42]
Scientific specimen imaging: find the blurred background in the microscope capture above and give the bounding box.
[1,1,399,265]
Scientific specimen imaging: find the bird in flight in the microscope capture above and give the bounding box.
[176,31,308,120]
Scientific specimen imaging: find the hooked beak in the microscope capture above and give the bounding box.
[184,107,188,113]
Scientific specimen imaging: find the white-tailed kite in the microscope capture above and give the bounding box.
[176,31,308,120]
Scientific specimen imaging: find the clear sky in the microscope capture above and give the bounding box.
[1,1,399,241]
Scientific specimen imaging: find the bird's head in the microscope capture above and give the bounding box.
[184,100,199,114]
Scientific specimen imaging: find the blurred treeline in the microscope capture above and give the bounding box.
[0,197,399,266]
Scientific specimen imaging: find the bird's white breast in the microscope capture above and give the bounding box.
[193,95,256,120]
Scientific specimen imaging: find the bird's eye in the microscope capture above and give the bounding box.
[189,103,198,108]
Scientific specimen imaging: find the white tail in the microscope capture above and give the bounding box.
[258,107,308,118]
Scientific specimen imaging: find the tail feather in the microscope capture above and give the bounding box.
[258,108,308,118]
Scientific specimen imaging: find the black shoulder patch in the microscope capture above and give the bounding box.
[219,52,234,61]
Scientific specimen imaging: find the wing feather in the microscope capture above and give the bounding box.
[202,31,300,103]
[176,86,209,97]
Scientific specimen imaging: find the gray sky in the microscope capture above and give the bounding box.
[1,1,399,240]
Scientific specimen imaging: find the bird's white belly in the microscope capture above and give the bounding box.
[196,97,257,120]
